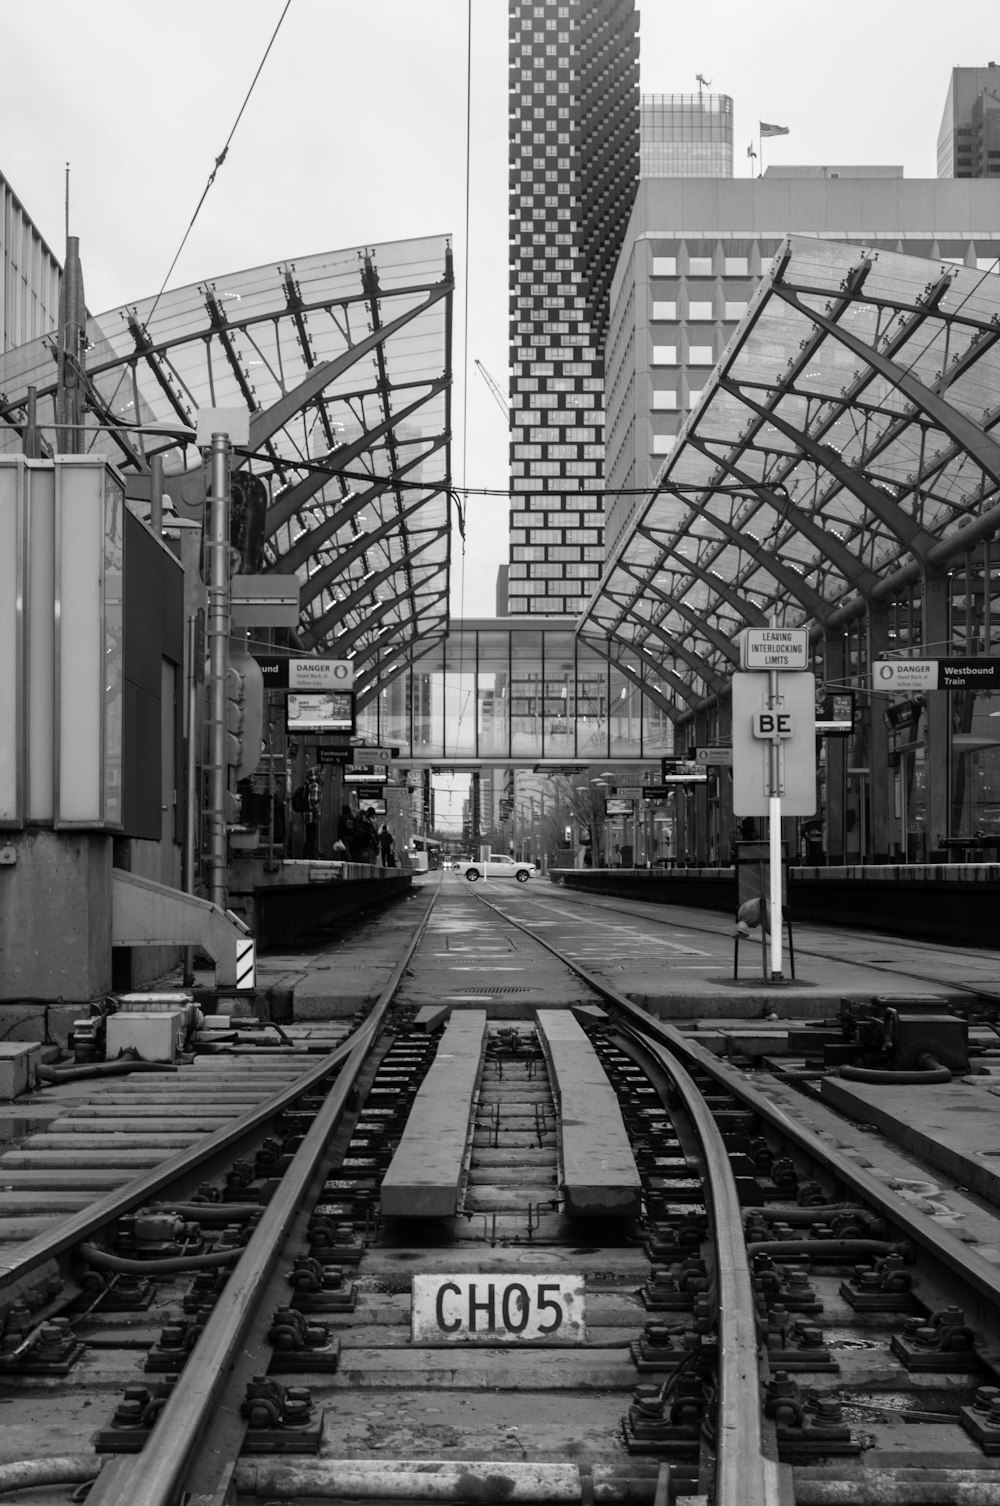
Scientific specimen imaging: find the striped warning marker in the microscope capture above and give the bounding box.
[236,937,256,990]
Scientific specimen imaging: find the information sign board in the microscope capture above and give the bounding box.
[254,656,355,691]
[694,747,733,767]
[732,672,816,817]
[874,658,1000,691]
[661,758,708,783]
[285,691,355,734]
[740,628,810,670]
[345,762,389,785]
[411,1273,586,1345]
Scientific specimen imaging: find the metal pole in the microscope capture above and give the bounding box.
[150,453,164,537]
[206,432,231,913]
[183,614,198,986]
[767,666,783,979]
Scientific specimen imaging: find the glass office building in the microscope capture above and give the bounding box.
[641,93,734,179]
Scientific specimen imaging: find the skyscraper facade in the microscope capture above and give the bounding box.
[937,64,1000,177]
[507,0,639,616]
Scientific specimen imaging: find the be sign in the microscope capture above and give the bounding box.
[752,711,793,739]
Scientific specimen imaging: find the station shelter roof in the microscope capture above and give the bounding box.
[579,233,1000,717]
[0,236,454,709]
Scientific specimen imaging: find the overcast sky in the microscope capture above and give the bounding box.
[3,0,996,617]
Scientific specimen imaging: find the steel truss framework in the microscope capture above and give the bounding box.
[0,238,454,709]
[580,234,1000,710]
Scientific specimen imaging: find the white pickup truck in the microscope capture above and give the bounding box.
[454,854,538,883]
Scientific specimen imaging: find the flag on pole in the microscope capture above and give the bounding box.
[747,142,757,159]
[760,122,789,137]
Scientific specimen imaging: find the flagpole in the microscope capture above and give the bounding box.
[759,129,764,178]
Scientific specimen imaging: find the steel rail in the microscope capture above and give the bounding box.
[634,1018,1000,1315]
[622,1024,782,1506]
[79,882,441,1506]
[0,1030,358,1291]
[462,886,784,1506]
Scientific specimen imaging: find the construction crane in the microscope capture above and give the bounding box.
[696,73,712,95]
[474,359,510,422]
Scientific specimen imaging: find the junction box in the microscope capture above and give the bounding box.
[105,992,201,1063]
[834,996,969,1074]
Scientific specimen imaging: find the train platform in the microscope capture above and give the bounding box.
[238,875,1000,1028]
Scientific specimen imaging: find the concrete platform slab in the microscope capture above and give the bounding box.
[536,1009,642,1220]
[380,1013,487,1218]
[820,1073,1000,1211]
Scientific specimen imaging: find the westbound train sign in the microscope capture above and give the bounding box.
[874,658,1000,691]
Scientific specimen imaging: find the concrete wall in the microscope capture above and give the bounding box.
[0,829,112,1004]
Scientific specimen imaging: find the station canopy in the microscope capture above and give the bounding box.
[579,233,1000,713]
[0,236,454,708]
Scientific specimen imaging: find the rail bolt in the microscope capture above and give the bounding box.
[112,1387,153,1428]
[34,1319,74,1358]
[811,1398,845,1428]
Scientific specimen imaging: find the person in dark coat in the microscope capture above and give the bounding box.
[378,822,395,866]
[337,805,357,860]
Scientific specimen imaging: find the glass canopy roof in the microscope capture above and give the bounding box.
[0,237,454,707]
[579,233,1000,711]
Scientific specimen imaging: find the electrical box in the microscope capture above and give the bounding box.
[106,1010,187,1063]
[885,1010,969,1075]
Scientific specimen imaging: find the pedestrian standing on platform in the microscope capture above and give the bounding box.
[378,822,396,867]
[360,807,379,863]
[303,766,322,859]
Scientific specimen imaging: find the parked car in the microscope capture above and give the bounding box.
[455,854,537,883]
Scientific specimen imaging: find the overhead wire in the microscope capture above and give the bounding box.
[93,2,293,436]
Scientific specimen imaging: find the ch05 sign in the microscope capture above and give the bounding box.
[411,1274,586,1345]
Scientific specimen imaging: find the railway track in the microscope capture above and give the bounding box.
[1,882,1000,1505]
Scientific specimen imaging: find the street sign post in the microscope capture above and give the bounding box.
[732,668,816,982]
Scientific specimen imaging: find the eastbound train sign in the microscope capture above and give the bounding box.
[411,1273,586,1345]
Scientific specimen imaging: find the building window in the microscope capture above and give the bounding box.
[724,301,748,320]
[652,256,677,275]
[723,256,749,275]
[688,345,714,365]
[652,390,678,409]
[652,301,677,319]
[688,256,713,275]
[688,300,714,320]
[652,346,678,365]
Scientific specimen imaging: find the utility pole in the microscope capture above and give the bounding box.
[205,432,232,912]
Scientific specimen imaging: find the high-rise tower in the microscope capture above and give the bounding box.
[507,0,639,616]
[938,65,1000,178]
